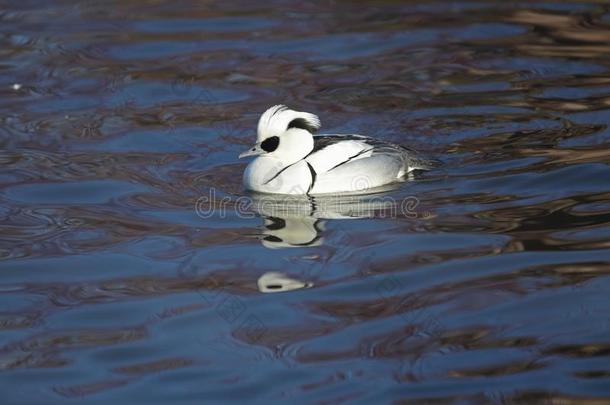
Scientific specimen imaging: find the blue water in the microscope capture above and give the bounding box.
[1,1,610,403]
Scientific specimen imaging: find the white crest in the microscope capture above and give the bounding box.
[257,105,321,141]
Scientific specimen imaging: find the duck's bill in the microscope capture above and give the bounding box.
[239,143,265,158]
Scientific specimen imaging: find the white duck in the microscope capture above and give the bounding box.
[239,105,436,195]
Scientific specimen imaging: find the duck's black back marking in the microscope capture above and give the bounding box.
[327,147,374,172]
[308,135,347,155]
[288,118,318,133]
[305,134,381,156]
[306,162,317,194]
[261,136,279,152]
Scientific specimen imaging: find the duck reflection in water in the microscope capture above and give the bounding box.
[248,183,407,249]
[257,272,314,293]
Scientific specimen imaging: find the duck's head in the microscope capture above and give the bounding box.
[239,105,320,165]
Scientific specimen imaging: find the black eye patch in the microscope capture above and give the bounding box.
[261,136,279,152]
[287,118,317,133]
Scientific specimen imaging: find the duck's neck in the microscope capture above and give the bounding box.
[273,129,314,166]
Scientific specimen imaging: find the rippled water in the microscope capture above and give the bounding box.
[2,0,610,403]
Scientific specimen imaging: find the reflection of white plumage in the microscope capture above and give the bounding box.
[257,272,313,293]
[251,191,402,248]
[239,105,437,195]
[260,216,324,249]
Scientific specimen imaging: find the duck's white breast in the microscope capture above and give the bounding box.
[244,157,312,194]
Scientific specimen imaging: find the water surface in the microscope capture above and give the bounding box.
[2,0,610,403]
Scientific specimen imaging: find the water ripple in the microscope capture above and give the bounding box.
[2,0,610,402]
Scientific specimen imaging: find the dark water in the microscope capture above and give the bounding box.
[2,0,610,403]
